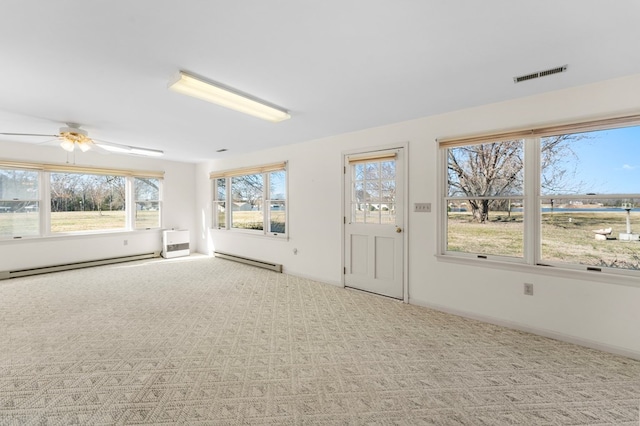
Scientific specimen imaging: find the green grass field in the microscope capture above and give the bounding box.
[448,211,640,269]
[3,209,638,269]
[229,210,286,232]
[0,210,159,235]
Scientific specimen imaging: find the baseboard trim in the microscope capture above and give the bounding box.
[409,298,640,361]
[1,252,161,280]
[214,251,282,273]
[281,269,342,287]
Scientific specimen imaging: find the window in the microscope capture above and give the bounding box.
[50,172,126,233]
[351,159,396,225]
[0,168,40,238]
[213,178,226,229]
[440,115,640,274]
[446,140,525,259]
[267,170,286,233]
[0,161,163,239]
[539,128,640,269]
[211,162,287,236]
[134,177,161,229]
[231,173,264,231]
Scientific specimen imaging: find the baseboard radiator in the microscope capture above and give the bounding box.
[0,252,160,280]
[214,251,282,273]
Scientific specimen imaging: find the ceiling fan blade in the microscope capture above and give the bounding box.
[35,138,59,146]
[0,132,59,137]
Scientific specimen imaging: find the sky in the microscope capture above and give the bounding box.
[547,126,640,195]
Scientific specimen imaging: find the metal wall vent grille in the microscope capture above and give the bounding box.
[513,65,567,83]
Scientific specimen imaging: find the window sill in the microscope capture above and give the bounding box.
[435,254,640,288]
[0,228,162,245]
[210,227,288,241]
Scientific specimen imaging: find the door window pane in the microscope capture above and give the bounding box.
[351,159,396,225]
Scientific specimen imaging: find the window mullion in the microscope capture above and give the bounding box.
[126,177,134,231]
[158,179,164,229]
[523,137,539,265]
[438,147,447,254]
[264,172,269,235]
[42,171,51,237]
[226,177,231,229]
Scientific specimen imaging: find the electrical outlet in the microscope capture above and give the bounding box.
[414,203,431,213]
[524,283,534,296]
[124,240,128,246]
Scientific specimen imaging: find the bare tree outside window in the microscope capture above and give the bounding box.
[50,172,126,232]
[444,125,640,270]
[231,174,264,230]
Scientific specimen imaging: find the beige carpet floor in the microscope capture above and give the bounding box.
[0,256,639,425]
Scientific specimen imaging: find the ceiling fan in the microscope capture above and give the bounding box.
[0,123,163,157]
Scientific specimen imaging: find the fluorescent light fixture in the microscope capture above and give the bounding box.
[95,143,164,157]
[168,71,291,123]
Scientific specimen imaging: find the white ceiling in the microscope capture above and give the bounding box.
[1,1,639,163]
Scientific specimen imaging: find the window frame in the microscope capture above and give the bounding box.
[210,162,288,238]
[0,161,163,240]
[212,177,227,230]
[0,167,42,238]
[48,170,128,234]
[438,114,640,278]
[133,177,163,230]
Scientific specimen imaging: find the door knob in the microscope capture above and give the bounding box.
[396,227,402,233]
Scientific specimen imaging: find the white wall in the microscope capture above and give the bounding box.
[196,73,640,358]
[0,140,196,271]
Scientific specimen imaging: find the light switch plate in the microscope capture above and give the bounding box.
[414,203,431,212]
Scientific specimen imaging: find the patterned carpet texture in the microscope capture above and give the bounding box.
[0,256,639,425]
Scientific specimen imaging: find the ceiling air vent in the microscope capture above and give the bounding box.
[513,65,567,83]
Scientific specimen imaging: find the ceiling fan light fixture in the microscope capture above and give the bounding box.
[77,142,92,152]
[60,139,76,152]
[58,124,92,152]
[168,71,291,123]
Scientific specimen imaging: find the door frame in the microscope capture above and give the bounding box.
[341,142,409,303]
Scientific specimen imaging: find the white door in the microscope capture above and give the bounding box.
[344,148,404,299]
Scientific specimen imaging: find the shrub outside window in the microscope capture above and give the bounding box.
[440,116,640,274]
